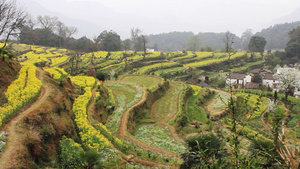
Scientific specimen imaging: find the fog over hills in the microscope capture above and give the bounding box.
[17,0,300,39]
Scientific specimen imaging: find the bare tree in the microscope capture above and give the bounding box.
[131,27,143,51]
[56,20,67,37]
[223,31,235,54]
[0,0,28,48]
[37,15,58,30]
[130,27,142,42]
[26,16,37,30]
[141,35,148,60]
[65,26,78,38]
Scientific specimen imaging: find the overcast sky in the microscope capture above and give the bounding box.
[24,0,300,38]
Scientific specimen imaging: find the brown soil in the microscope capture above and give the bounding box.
[0,69,51,168]
[0,69,75,168]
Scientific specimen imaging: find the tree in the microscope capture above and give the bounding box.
[274,66,300,100]
[285,26,300,63]
[96,30,121,51]
[223,31,235,53]
[251,74,262,84]
[122,39,131,51]
[186,35,201,51]
[248,36,267,54]
[240,29,253,50]
[34,28,59,47]
[181,134,223,168]
[0,0,28,48]
[131,27,144,51]
[141,35,148,59]
[19,26,38,45]
[37,15,58,30]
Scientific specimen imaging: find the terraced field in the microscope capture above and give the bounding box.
[151,81,186,123]
[104,82,143,135]
[119,74,164,91]
[1,43,299,168]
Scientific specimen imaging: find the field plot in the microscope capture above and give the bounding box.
[206,89,231,117]
[151,81,186,123]
[186,85,208,123]
[235,93,268,118]
[134,124,187,154]
[17,44,71,66]
[120,75,163,91]
[153,66,187,77]
[104,82,143,135]
[185,52,245,68]
[135,62,180,75]
[170,51,195,62]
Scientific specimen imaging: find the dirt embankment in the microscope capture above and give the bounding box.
[0,69,77,168]
[0,59,21,104]
[126,80,170,134]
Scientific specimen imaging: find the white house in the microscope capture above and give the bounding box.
[226,73,246,87]
[262,73,278,88]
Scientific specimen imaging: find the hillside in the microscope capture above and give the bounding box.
[0,58,21,107]
[255,21,300,50]
[0,44,299,168]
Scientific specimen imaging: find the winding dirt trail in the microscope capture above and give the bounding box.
[0,69,52,168]
[116,82,180,157]
[104,81,180,168]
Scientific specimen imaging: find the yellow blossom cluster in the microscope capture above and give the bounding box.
[44,67,68,82]
[83,51,108,58]
[50,56,70,66]
[0,64,42,126]
[70,76,96,87]
[71,77,110,151]
[190,84,202,96]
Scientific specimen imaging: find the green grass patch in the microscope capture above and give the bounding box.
[187,88,208,123]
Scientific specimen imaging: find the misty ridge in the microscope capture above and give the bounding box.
[15,0,300,51]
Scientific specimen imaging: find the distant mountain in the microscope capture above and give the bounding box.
[269,7,300,25]
[255,22,300,50]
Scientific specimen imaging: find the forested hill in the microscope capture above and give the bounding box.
[147,22,300,51]
[147,31,194,51]
[255,21,300,50]
[147,31,241,52]
[197,32,242,50]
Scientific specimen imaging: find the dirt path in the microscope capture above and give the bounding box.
[110,82,180,158]
[0,69,52,168]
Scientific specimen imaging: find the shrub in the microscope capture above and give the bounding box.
[59,137,84,168]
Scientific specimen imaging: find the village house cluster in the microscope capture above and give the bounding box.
[225,66,300,98]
